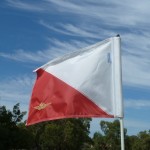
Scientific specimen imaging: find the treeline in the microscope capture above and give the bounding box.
[0,104,150,150]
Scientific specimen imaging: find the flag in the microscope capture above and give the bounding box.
[26,36,123,126]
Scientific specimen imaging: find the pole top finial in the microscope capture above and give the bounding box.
[116,34,120,37]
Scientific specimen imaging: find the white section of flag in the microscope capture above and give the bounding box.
[36,37,123,118]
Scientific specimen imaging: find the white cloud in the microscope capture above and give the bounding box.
[0,75,34,106]
[125,99,150,109]
[0,49,51,63]
[0,39,91,64]
[47,38,90,52]
[45,0,150,27]
[6,0,150,27]
[6,0,45,12]
[39,21,98,39]
[122,55,150,88]
[39,21,116,39]
[122,33,150,88]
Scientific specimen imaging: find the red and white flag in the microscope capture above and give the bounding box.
[26,37,123,125]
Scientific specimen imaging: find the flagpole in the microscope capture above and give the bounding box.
[113,35,125,150]
[120,117,125,150]
[117,35,125,150]
[116,35,125,150]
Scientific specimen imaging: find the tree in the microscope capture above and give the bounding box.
[12,103,26,123]
[100,120,121,150]
[0,103,33,149]
[90,120,127,150]
[125,135,138,150]
[91,132,106,150]
[131,130,150,150]
[28,118,92,150]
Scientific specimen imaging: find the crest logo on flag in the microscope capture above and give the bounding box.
[34,102,51,110]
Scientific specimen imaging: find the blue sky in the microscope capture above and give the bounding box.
[0,0,150,136]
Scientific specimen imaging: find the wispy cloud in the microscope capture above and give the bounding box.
[6,0,45,12]
[122,33,150,88]
[0,39,90,63]
[122,55,150,88]
[6,0,150,27]
[45,0,150,27]
[0,49,51,63]
[0,75,35,112]
[125,99,150,109]
[39,21,115,39]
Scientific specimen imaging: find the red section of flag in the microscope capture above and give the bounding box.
[27,69,113,125]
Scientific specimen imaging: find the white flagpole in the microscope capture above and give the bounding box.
[116,35,125,150]
[120,117,125,150]
[112,35,125,150]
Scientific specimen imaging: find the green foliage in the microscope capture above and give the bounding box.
[28,118,92,150]
[91,132,105,150]
[89,120,123,150]
[0,104,33,150]
[12,103,26,123]
[131,131,150,150]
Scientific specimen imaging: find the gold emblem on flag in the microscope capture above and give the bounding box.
[34,102,51,110]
